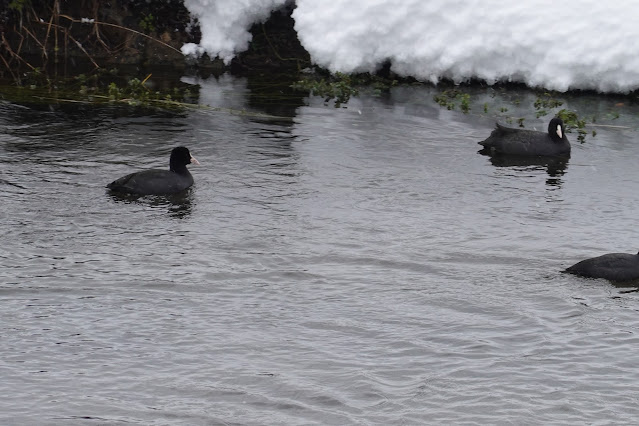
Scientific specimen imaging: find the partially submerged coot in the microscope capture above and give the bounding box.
[479,117,570,157]
[564,251,639,282]
[107,146,199,195]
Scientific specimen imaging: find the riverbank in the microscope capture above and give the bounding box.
[0,0,635,144]
[0,1,308,83]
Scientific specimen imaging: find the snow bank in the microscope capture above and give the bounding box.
[182,0,639,93]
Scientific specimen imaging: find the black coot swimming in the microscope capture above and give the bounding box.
[107,146,199,195]
[479,117,570,157]
[564,252,639,282]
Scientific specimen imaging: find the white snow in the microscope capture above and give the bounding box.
[181,0,288,63]
[182,0,639,93]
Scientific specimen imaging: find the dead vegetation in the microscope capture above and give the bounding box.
[0,0,193,84]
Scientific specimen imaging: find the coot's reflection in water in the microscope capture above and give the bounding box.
[107,189,194,219]
[482,153,569,187]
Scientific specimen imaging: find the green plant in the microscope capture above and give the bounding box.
[433,91,456,110]
[433,89,471,113]
[108,82,120,100]
[291,72,359,107]
[557,109,587,142]
[460,93,470,113]
[139,14,156,34]
[8,0,30,11]
[534,92,564,111]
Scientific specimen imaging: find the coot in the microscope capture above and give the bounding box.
[107,146,199,195]
[479,117,570,157]
[564,251,639,282]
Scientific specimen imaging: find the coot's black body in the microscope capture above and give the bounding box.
[564,252,639,282]
[107,146,199,195]
[479,118,570,157]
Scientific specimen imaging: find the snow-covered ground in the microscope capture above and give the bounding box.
[182,0,639,93]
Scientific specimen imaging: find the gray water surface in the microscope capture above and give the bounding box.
[2,79,639,425]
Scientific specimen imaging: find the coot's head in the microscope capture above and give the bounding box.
[548,117,566,143]
[170,146,199,172]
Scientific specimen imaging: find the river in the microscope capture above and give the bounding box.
[2,77,639,424]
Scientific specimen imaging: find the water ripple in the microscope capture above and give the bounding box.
[3,89,639,424]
